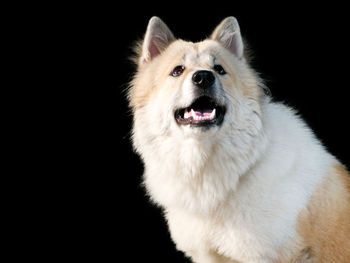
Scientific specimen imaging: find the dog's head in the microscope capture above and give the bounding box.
[129,17,264,148]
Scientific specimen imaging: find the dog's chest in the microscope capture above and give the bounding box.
[166,193,300,262]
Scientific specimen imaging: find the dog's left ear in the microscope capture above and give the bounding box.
[211,17,244,60]
[140,17,175,65]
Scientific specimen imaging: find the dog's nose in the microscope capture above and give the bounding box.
[192,70,215,89]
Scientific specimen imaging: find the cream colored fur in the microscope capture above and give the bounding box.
[129,17,350,263]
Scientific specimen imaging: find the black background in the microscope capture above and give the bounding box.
[65,4,349,262]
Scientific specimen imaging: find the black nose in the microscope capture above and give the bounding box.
[192,70,215,89]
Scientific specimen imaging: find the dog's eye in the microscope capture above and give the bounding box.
[171,65,185,77]
[214,64,226,75]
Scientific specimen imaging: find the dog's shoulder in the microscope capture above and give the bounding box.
[297,164,350,262]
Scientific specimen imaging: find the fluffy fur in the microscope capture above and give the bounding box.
[128,16,350,263]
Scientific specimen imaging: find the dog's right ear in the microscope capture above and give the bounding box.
[139,17,175,65]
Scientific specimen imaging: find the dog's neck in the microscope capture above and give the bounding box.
[141,114,269,215]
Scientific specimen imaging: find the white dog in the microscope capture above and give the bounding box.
[128,16,350,262]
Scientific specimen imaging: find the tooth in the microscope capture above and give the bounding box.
[191,109,195,117]
[191,109,198,121]
[210,109,216,120]
[184,110,190,119]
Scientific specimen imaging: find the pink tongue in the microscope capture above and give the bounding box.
[194,109,212,117]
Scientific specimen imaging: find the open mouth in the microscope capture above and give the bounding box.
[174,96,226,127]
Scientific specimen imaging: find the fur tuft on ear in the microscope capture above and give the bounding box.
[140,17,175,65]
[211,17,244,60]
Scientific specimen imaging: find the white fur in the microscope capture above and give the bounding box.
[131,17,339,263]
[134,95,336,262]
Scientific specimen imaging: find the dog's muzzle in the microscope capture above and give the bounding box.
[174,70,226,128]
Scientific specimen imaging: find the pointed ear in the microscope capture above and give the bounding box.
[140,17,175,65]
[210,17,244,60]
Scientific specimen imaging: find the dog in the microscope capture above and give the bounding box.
[128,16,350,262]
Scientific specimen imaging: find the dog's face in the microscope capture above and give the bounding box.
[130,17,263,148]
[169,42,227,130]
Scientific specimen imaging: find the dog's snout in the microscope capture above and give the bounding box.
[192,70,215,89]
